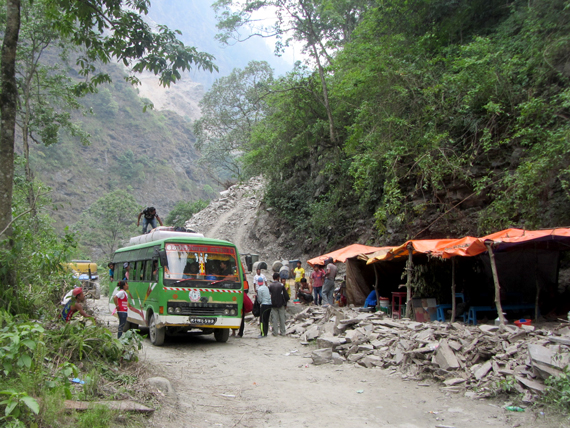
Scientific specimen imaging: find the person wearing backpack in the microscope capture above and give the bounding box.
[269,272,289,336]
[256,276,272,338]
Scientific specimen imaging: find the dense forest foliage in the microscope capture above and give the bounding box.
[204,0,570,249]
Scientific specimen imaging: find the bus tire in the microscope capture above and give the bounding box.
[214,328,230,343]
[149,313,165,346]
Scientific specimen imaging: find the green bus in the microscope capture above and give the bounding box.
[109,230,246,346]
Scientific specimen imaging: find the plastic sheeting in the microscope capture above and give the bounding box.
[307,244,387,266]
[365,228,570,264]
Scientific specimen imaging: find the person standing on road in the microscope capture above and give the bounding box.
[322,258,337,307]
[269,272,289,336]
[113,281,129,338]
[137,207,163,234]
[256,277,272,338]
[310,265,325,306]
[253,268,267,293]
[293,261,305,297]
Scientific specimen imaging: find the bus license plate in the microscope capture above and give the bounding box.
[189,317,217,325]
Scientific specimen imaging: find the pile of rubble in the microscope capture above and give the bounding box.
[287,306,570,403]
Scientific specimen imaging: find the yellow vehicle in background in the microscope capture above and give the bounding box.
[64,260,101,299]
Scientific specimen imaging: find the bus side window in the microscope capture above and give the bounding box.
[143,260,152,281]
[152,260,159,281]
[116,265,123,281]
[138,261,146,281]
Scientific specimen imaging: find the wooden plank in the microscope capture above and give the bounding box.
[65,400,154,413]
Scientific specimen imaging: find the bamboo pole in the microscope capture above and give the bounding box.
[485,241,506,326]
[405,244,414,319]
[373,264,380,308]
[534,244,539,321]
[535,280,540,321]
[451,258,456,323]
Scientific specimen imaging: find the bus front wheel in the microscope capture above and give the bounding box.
[149,313,165,346]
[214,328,230,343]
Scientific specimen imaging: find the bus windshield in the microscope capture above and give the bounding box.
[164,243,240,289]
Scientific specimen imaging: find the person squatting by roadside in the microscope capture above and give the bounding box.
[322,258,337,307]
[310,264,325,305]
[270,272,289,336]
[62,288,97,323]
[297,277,313,304]
[113,281,129,338]
[137,207,164,234]
[256,276,272,338]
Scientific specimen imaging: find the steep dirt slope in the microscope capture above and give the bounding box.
[185,176,304,264]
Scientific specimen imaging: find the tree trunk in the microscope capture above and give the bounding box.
[310,44,336,143]
[0,0,21,289]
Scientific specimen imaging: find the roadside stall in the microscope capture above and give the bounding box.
[364,228,570,325]
[307,244,388,306]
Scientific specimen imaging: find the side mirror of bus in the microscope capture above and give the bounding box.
[158,250,168,268]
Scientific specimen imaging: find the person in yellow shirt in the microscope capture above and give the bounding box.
[293,261,305,297]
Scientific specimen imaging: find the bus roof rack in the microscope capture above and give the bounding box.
[128,227,204,246]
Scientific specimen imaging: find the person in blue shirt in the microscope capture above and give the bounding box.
[256,276,272,338]
[108,262,115,281]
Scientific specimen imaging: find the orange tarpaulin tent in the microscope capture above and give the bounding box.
[307,244,386,266]
[365,228,570,264]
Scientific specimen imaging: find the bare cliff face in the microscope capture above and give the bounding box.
[185,176,304,264]
[136,72,204,122]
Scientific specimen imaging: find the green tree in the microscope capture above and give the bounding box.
[194,60,273,179]
[16,0,90,223]
[214,0,373,144]
[77,190,141,260]
[0,0,218,277]
[165,200,209,228]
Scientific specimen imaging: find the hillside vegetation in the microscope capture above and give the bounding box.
[206,0,570,252]
[27,61,218,229]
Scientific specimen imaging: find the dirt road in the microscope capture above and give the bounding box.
[130,322,562,428]
[90,297,564,428]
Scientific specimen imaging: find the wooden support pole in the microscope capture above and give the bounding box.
[451,258,456,323]
[373,264,380,308]
[535,280,540,322]
[405,244,414,319]
[485,241,506,326]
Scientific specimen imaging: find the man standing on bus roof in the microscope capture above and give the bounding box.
[137,207,163,234]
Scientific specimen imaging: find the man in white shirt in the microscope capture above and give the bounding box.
[253,268,267,293]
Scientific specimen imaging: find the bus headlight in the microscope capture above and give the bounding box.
[168,307,174,314]
[175,307,181,314]
[224,309,230,315]
[230,309,236,315]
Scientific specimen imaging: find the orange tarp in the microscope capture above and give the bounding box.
[366,228,570,264]
[307,244,386,266]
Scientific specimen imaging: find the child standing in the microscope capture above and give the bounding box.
[113,281,129,338]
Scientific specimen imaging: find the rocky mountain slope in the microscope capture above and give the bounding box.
[186,176,308,263]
